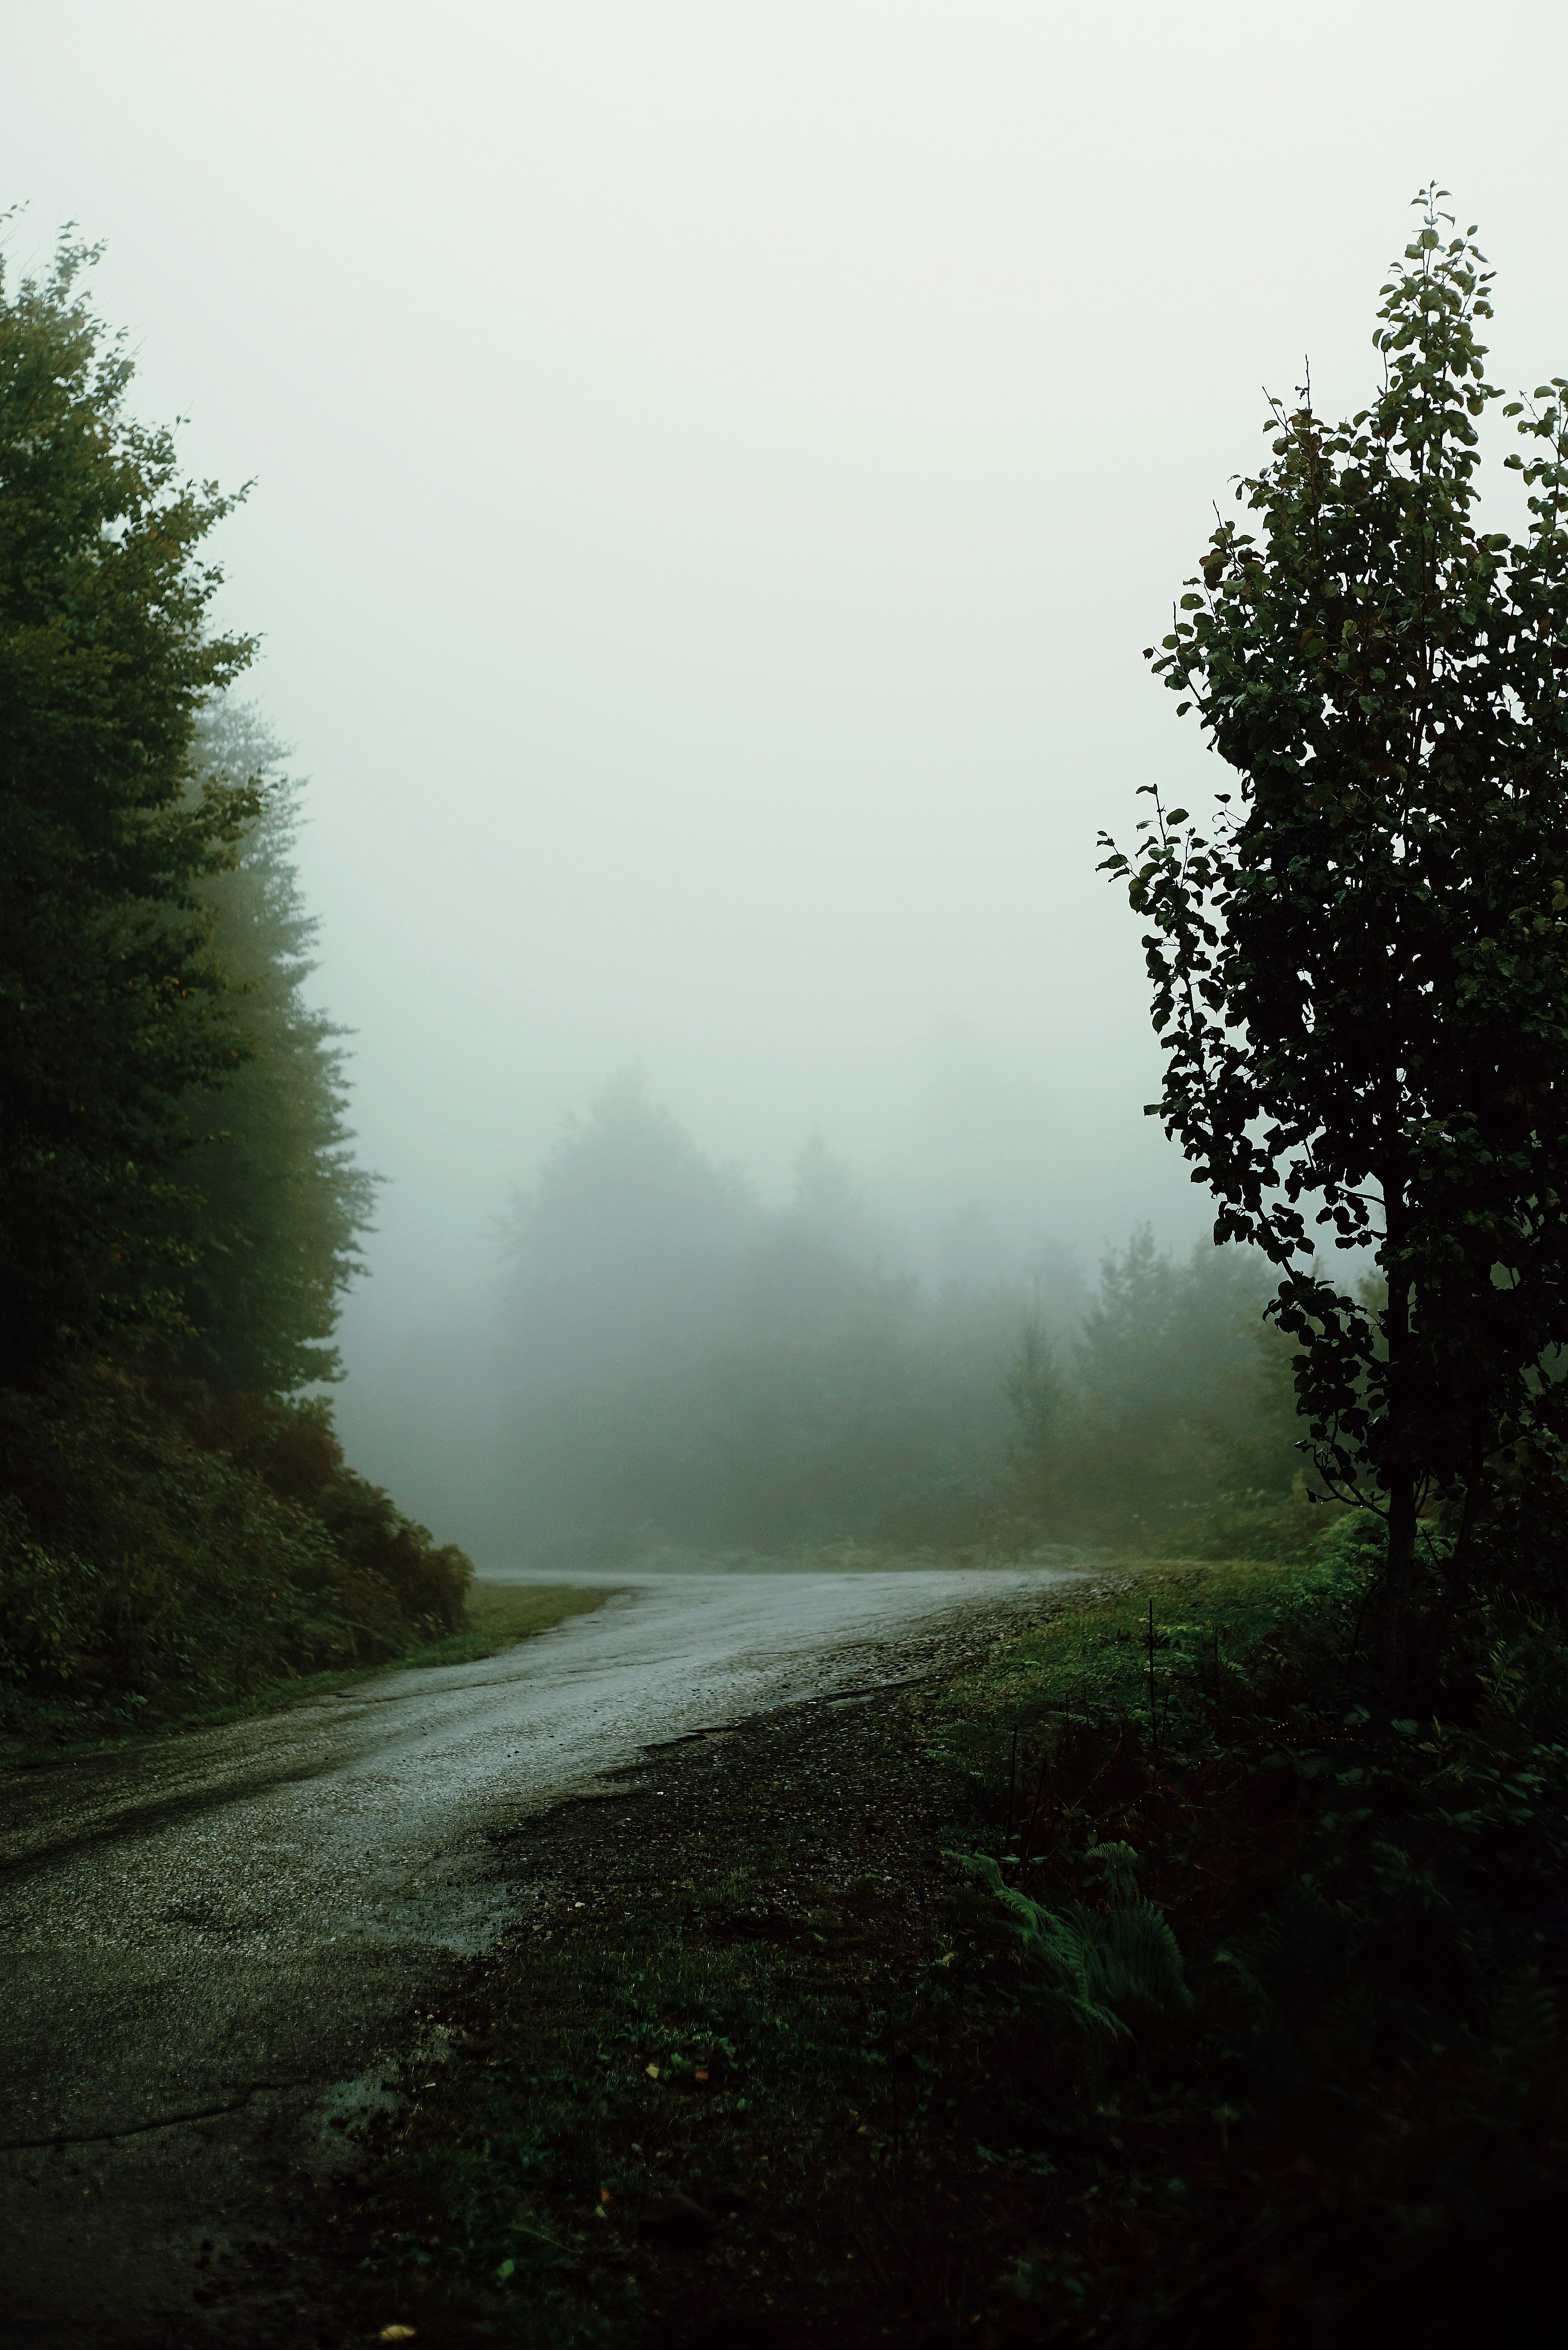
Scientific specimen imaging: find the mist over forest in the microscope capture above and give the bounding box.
[340,1064,1304,1570]
[14,14,1568,2344]
[174,696,1305,1577]
[17,4,1552,1603]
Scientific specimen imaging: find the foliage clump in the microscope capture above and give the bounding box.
[929,1553,1568,2344]
[0,1371,469,1731]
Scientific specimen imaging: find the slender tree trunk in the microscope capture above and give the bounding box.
[1385,1460,1418,1691]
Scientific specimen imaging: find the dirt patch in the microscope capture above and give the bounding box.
[302,1591,1114,2349]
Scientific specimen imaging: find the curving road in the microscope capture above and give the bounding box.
[0,1566,1080,2344]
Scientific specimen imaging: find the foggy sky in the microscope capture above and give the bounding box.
[7,2,1568,1501]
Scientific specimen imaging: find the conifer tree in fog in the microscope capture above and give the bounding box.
[178,702,378,1394]
[999,1230,1300,1547]
[0,235,470,1724]
[0,238,255,1380]
[500,1068,758,1386]
[1002,1312,1065,1521]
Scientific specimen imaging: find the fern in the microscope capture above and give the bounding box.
[951,1844,1192,2044]
[1492,1971,1556,2055]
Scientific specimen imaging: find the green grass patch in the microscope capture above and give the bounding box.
[928,1554,1325,1765]
[410,1578,613,1668]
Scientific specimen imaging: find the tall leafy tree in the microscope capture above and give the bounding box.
[1101,189,1568,1651]
[0,237,254,1380]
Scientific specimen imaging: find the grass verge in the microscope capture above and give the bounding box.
[407,1579,614,1670]
[323,1549,1568,2349]
[2,1579,612,1763]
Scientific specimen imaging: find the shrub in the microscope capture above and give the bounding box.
[0,1372,472,1734]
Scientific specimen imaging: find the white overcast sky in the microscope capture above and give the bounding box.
[7,1,1568,1438]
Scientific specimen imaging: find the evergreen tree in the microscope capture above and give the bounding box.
[179,700,377,1393]
[1000,1232,1299,1548]
[0,237,254,1380]
[0,241,472,1728]
[1001,1312,1067,1523]
[500,1067,758,1387]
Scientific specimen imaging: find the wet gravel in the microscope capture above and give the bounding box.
[0,1567,1082,2345]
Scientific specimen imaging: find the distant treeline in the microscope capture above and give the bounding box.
[0,240,470,1732]
[481,1072,1312,1565]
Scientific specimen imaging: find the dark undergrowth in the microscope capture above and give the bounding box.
[326,1541,1568,2350]
[0,1368,475,1739]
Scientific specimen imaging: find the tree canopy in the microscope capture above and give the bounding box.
[1102,187,1568,1639]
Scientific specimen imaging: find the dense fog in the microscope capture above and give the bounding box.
[342,1066,1305,1567]
[8,3,1566,1565]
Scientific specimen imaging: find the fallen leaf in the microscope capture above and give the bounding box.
[645,2062,660,2078]
[693,2068,709,2082]
[379,2330,417,2343]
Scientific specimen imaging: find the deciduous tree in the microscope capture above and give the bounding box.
[1101,189,1568,1656]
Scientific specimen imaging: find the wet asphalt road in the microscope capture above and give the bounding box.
[0,1567,1079,2345]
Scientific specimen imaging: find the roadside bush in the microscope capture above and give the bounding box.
[0,1371,472,1735]
[193,1390,472,1641]
[938,1549,1568,2344]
